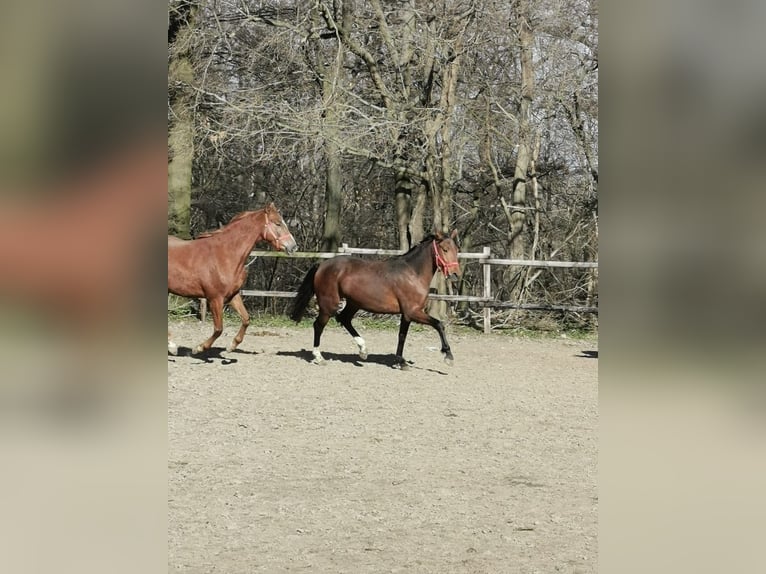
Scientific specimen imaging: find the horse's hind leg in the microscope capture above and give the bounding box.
[337,305,367,360]
[393,318,411,368]
[226,292,250,352]
[168,329,178,355]
[195,297,224,354]
[310,287,343,364]
[311,311,331,364]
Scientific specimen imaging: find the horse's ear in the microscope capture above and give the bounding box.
[433,229,444,240]
[267,202,276,211]
[450,229,459,240]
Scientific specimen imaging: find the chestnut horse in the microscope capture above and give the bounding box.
[0,138,166,330]
[290,231,460,368]
[168,203,297,354]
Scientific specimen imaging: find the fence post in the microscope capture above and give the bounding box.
[483,246,491,334]
[199,298,207,322]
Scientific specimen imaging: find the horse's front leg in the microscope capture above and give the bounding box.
[226,292,250,352]
[430,317,454,365]
[195,297,224,354]
[407,308,454,365]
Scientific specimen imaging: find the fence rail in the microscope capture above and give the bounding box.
[207,244,597,334]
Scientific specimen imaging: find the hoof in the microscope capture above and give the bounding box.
[392,359,409,370]
[168,342,178,356]
[193,345,205,355]
[443,353,454,366]
[227,339,243,352]
[353,337,367,360]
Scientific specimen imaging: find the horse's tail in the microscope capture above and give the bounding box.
[290,263,320,322]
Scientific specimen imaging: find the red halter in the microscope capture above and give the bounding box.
[433,240,460,276]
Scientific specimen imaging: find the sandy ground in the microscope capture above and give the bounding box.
[168,318,598,573]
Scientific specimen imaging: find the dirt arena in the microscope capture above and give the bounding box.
[168,318,598,573]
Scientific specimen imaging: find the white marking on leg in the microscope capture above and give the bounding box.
[354,336,367,360]
[168,340,178,355]
[312,347,324,364]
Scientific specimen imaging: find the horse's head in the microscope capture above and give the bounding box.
[263,203,298,253]
[433,230,461,282]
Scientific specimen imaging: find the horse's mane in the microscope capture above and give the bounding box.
[399,234,440,256]
[395,234,441,266]
[195,208,267,239]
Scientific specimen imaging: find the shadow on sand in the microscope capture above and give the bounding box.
[168,346,240,365]
[276,349,449,375]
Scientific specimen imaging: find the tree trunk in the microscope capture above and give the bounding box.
[167,104,193,238]
[321,76,343,252]
[437,35,462,232]
[394,176,426,251]
[312,10,346,253]
[395,180,412,251]
[510,0,534,260]
[167,1,197,239]
[409,183,426,245]
[321,140,342,252]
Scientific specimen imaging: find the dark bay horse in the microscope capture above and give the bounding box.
[168,203,297,354]
[290,231,461,367]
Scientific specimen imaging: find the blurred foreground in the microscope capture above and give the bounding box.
[0,1,166,572]
[602,1,766,572]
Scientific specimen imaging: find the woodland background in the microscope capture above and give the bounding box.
[168,0,598,330]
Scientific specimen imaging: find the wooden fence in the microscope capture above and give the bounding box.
[204,244,598,334]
